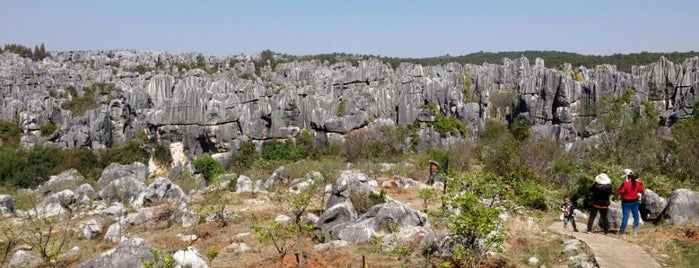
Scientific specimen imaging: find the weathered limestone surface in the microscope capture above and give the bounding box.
[1,50,696,160]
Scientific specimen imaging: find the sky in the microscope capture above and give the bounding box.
[1,0,697,58]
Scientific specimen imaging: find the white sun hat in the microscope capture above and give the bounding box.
[621,168,633,178]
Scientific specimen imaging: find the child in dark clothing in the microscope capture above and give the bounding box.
[561,196,578,232]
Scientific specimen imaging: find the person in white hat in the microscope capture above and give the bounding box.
[618,172,644,235]
[586,173,612,234]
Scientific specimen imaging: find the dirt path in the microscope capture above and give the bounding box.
[548,222,661,268]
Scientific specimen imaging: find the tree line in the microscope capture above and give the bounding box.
[1,43,48,61]
[269,50,699,73]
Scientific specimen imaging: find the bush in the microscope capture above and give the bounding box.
[336,100,347,117]
[478,121,522,177]
[40,121,58,137]
[441,171,506,266]
[261,139,303,162]
[0,120,21,148]
[232,140,258,170]
[152,144,172,164]
[429,113,468,137]
[0,147,63,188]
[193,153,224,183]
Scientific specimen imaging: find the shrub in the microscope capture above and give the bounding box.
[441,171,507,266]
[152,144,172,164]
[129,64,154,75]
[430,113,468,137]
[477,121,522,177]
[60,82,119,116]
[40,122,58,137]
[0,120,21,148]
[336,100,347,117]
[193,153,224,184]
[261,139,303,162]
[461,71,472,103]
[232,140,258,169]
[0,147,63,188]
[239,73,255,80]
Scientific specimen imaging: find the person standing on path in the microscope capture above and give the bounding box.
[618,171,644,235]
[561,196,578,232]
[586,173,612,234]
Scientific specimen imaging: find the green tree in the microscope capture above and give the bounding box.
[232,140,258,169]
[440,171,507,267]
[193,153,224,184]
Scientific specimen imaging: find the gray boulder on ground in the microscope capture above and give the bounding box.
[82,219,102,240]
[36,168,85,195]
[98,177,146,205]
[663,189,699,226]
[29,189,76,218]
[75,183,96,205]
[143,177,188,205]
[0,194,15,215]
[260,166,286,191]
[173,246,209,268]
[96,162,148,190]
[9,250,41,268]
[640,189,667,221]
[235,175,253,193]
[325,170,372,210]
[77,237,153,268]
[103,222,123,243]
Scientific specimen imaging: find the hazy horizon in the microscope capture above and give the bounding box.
[2,0,698,58]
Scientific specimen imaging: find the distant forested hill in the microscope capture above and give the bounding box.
[287,51,699,73]
[380,51,699,72]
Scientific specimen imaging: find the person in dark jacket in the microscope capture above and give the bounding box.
[561,196,578,232]
[586,173,612,234]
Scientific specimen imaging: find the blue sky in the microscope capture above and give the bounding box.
[1,0,697,58]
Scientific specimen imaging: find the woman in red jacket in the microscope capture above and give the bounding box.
[618,171,644,235]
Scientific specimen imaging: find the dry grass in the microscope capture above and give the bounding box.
[2,164,697,268]
[621,223,699,267]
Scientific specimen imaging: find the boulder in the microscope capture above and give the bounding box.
[640,189,667,221]
[9,250,41,268]
[98,177,146,205]
[0,194,15,216]
[316,200,428,244]
[143,177,188,205]
[235,175,253,193]
[74,183,97,205]
[96,162,148,190]
[29,189,76,218]
[82,219,102,240]
[664,189,699,226]
[77,237,153,268]
[224,242,249,253]
[100,203,126,218]
[260,166,286,191]
[172,246,209,268]
[103,222,123,243]
[36,168,85,195]
[325,170,372,210]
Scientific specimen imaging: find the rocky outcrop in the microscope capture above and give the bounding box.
[143,177,188,205]
[172,246,209,268]
[96,162,147,190]
[641,189,667,221]
[9,250,41,268]
[29,189,76,217]
[663,189,699,226]
[36,168,85,195]
[77,237,153,268]
[1,50,696,161]
[0,194,14,216]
